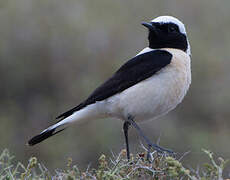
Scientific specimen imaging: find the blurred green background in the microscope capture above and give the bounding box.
[0,0,230,173]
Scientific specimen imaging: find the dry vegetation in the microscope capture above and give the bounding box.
[0,148,229,180]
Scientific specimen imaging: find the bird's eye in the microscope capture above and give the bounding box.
[168,26,177,33]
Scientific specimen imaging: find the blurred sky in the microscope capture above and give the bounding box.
[0,0,230,175]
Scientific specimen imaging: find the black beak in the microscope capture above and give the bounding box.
[142,22,158,34]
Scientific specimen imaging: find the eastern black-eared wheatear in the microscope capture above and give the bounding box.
[28,16,191,160]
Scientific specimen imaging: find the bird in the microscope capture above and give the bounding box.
[28,16,191,160]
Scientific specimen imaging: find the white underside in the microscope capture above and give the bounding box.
[45,47,191,132]
[103,48,191,122]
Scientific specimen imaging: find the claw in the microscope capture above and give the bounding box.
[146,143,175,161]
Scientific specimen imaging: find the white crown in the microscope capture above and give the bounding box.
[151,16,191,56]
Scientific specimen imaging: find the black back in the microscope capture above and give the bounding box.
[56,50,172,120]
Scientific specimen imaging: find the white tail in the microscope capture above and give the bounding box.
[28,103,103,146]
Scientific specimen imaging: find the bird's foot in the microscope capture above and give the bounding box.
[146,143,175,161]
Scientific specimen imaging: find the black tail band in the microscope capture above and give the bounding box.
[28,128,65,146]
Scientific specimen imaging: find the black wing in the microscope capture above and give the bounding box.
[56,50,172,120]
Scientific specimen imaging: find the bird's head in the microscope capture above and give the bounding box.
[142,16,191,56]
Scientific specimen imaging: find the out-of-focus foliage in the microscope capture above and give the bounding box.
[0,0,230,175]
[0,149,229,179]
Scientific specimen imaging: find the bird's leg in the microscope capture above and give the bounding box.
[127,115,174,160]
[123,121,131,160]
